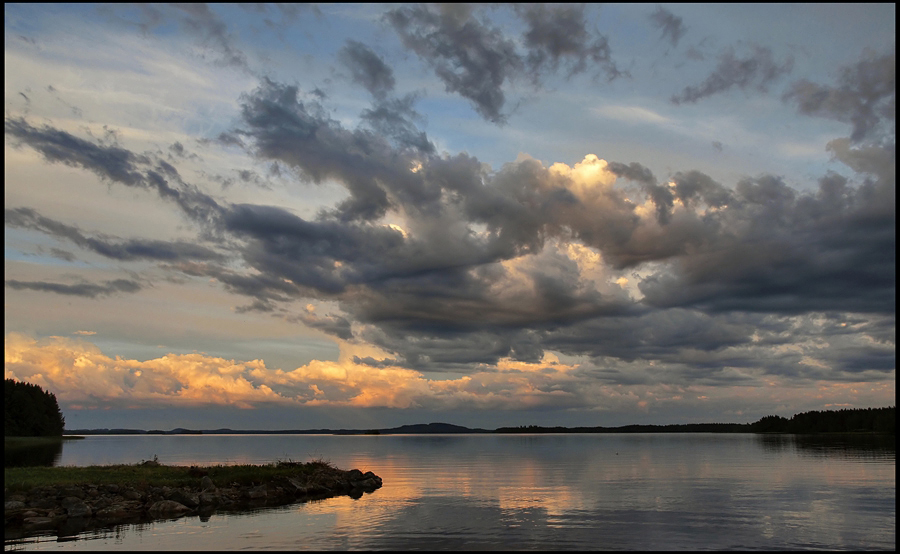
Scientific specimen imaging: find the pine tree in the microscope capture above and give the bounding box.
[4,379,66,437]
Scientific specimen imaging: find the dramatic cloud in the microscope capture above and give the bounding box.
[671,46,794,104]
[4,4,894,428]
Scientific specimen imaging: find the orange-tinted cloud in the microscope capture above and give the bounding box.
[4,333,894,417]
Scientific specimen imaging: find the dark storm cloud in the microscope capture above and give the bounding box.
[784,49,895,143]
[636,170,895,316]
[671,46,793,104]
[338,40,396,100]
[385,4,624,123]
[6,278,142,298]
[228,74,892,358]
[648,6,687,48]
[5,207,224,262]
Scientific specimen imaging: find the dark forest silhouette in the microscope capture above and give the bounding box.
[496,407,895,434]
[5,378,66,437]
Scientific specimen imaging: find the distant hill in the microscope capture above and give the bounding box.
[370,422,490,434]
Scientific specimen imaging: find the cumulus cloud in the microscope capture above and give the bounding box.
[5,333,892,417]
[671,45,794,104]
[4,50,893,384]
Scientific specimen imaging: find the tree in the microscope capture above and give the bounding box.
[4,379,66,437]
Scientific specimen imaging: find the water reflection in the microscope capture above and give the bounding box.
[756,433,895,460]
[7,434,895,551]
[4,439,63,467]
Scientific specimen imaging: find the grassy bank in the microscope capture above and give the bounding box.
[4,459,335,493]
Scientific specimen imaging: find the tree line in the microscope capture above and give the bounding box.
[747,407,894,434]
[496,407,895,434]
[5,378,66,437]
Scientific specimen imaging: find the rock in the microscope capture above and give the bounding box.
[123,490,143,501]
[167,488,199,508]
[61,497,92,518]
[198,492,220,506]
[200,476,216,492]
[95,501,140,520]
[28,497,57,510]
[59,486,84,499]
[245,484,267,500]
[5,500,27,511]
[148,500,191,516]
[103,484,120,494]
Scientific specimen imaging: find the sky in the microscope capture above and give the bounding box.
[4,3,895,431]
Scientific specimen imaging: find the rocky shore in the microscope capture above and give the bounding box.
[4,463,382,540]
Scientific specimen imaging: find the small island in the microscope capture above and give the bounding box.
[4,458,382,540]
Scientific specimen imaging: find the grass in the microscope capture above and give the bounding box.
[4,458,339,493]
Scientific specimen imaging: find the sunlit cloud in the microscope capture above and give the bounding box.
[6,333,892,421]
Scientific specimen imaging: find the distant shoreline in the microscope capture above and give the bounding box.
[59,406,895,436]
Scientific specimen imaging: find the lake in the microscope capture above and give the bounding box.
[5,433,895,550]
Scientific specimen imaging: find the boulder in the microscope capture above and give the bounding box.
[166,488,199,509]
[148,500,191,516]
[61,497,92,518]
[198,492,220,506]
[245,484,267,500]
[200,476,216,492]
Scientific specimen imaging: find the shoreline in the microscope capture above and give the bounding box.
[4,460,382,541]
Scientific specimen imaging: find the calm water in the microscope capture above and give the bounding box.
[6,433,895,550]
